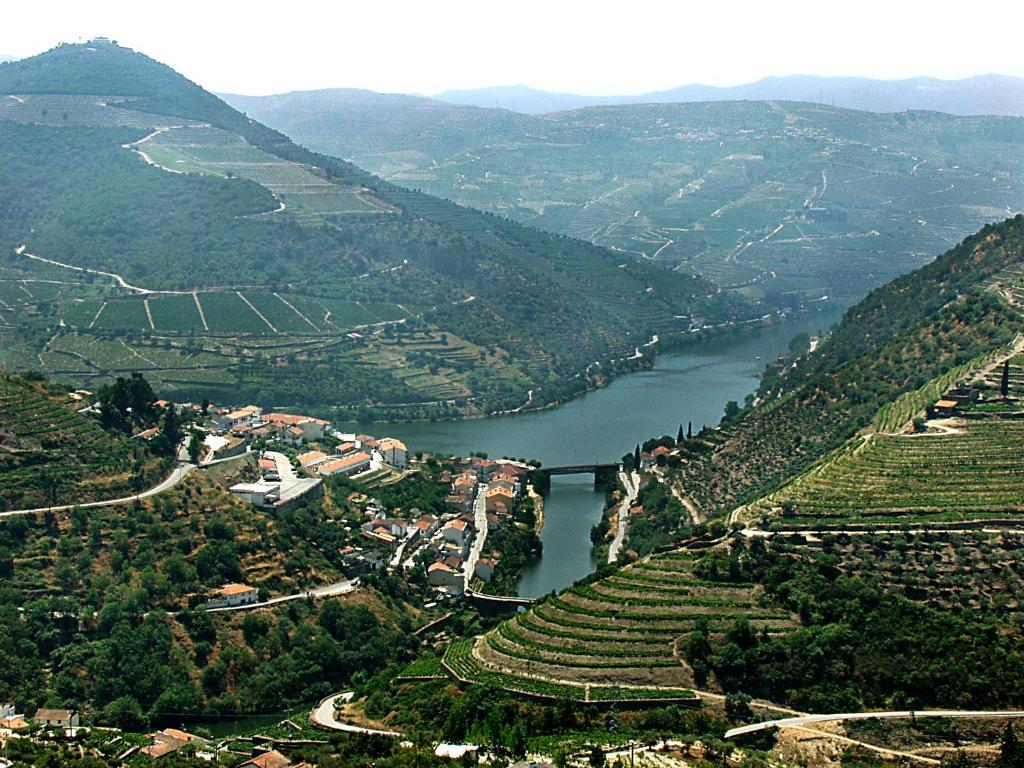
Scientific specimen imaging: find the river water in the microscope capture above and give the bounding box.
[344,311,838,598]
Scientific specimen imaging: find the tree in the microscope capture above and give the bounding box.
[188,431,202,464]
[102,695,147,730]
[1002,360,1011,398]
[687,421,693,439]
[1000,723,1023,768]
[722,400,741,424]
[633,444,641,470]
[677,424,684,444]
[589,746,606,768]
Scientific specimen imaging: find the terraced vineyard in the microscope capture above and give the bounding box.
[143,125,391,216]
[762,421,1024,527]
[0,370,164,510]
[445,550,793,700]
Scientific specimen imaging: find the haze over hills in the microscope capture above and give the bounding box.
[226,88,1024,305]
[0,41,745,417]
[434,74,1024,115]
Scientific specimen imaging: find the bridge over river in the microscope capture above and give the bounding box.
[534,462,620,493]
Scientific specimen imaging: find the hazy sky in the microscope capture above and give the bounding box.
[3,0,1023,96]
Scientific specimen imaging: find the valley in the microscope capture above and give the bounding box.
[229,92,1024,305]
[4,24,1024,768]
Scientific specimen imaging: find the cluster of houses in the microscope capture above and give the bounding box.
[425,458,532,595]
[213,400,409,512]
[0,700,310,766]
[296,435,407,479]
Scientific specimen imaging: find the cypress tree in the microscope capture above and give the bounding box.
[1000,722,1022,768]
[633,444,641,470]
[1002,360,1011,398]
[687,421,693,439]
[677,424,684,444]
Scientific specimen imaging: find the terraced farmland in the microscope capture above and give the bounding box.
[0,370,164,510]
[766,419,1024,527]
[143,125,390,216]
[446,551,793,699]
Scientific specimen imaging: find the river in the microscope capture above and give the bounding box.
[344,310,838,598]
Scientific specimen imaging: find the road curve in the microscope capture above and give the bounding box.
[0,463,195,518]
[311,693,401,736]
[725,709,1024,739]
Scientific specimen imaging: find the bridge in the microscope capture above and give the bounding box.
[465,588,535,616]
[533,463,620,493]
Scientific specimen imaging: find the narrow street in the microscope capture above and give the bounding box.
[463,483,489,591]
[608,470,640,563]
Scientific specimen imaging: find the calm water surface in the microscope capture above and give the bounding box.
[345,311,838,597]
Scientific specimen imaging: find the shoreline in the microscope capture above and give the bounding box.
[332,308,830,427]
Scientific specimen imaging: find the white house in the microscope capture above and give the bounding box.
[229,482,276,507]
[442,519,469,548]
[212,583,259,607]
[427,562,463,590]
[32,709,79,728]
[376,437,408,469]
[474,557,498,582]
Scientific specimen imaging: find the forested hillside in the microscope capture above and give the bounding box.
[0,42,743,415]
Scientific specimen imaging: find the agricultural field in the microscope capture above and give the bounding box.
[0,369,165,510]
[143,125,391,216]
[448,550,793,699]
[772,530,1024,614]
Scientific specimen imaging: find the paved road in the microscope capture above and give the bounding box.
[463,483,489,591]
[725,709,1024,739]
[264,450,298,484]
[0,463,195,518]
[608,471,639,563]
[311,693,401,736]
[206,578,358,614]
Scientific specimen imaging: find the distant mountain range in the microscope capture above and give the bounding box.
[433,74,1024,116]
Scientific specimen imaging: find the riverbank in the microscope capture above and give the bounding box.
[339,309,843,598]
[331,308,832,424]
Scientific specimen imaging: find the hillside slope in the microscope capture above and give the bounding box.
[452,215,1024,706]
[228,90,1024,306]
[0,370,165,510]
[670,215,1024,519]
[0,42,743,415]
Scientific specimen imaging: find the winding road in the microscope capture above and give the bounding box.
[725,709,1024,739]
[311,693,401,737]
[0,463,195,518]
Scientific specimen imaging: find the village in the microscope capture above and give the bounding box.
[172,403,542,609]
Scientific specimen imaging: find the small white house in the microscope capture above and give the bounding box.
[230,482,276,507]
[32,709,79,728]
[213,583,259,607]
[441,519,468,548]
[376,437,408,469]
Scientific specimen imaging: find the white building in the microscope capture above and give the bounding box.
[212,583,259,607]
[376,437,408,469]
